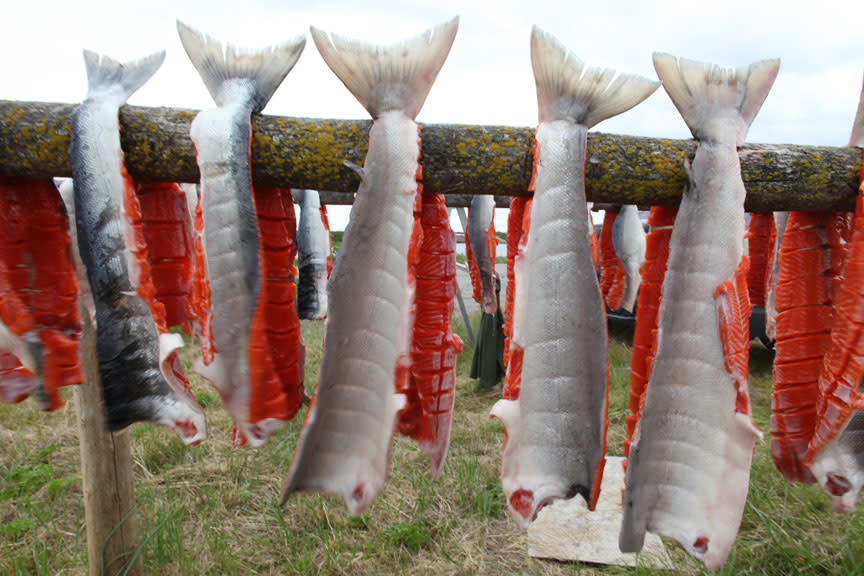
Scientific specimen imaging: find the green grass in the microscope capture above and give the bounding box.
[1,318,863,574]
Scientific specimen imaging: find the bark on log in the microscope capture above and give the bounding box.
[1,99,860,212]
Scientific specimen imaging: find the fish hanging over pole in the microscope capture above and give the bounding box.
[491,26,659,527]
[177,21,306,447]
[620,53,779,569]
[70,50,206,443]
[281,18,459,515]
[295,189,332,320]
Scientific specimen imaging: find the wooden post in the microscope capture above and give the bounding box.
[74,313,141,576]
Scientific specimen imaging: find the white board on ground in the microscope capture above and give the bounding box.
[527,457,673,569]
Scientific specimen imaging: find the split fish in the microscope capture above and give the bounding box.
[745,213,776,309]
[504,196,530,370]
[177,21,306,446]
[599,208,625,307]
[764,211,789,340]
[620,53,779,569]
[70,50,205,443]
[397,193,463,476]
[491,26,658,528]
[465,194,498,314]
[295,189,332,320]
[805,78,864,511]
[0,178,82,410]
[136,182,197,330]
[281,18,459,515]
[611,204,646,313]
[624,205,678,470]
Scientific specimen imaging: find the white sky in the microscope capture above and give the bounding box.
[3,0,862,230]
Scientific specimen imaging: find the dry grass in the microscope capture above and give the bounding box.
[1,317,864,574]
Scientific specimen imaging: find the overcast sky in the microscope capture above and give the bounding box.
[3,0,862,229]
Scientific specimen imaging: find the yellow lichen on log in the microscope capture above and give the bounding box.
[0,99,860,211]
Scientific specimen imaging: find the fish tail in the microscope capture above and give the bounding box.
[176,20,306,112]
[82,50,165,102]
[309,18,458,120]
[850,72,864,147]
[531,26,659,126]
[652,53,780,146]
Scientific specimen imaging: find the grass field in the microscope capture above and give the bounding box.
[2,318,864,574]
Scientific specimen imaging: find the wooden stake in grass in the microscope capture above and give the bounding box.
[73,313,141,576]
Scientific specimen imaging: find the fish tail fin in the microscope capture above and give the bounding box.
[652,52,780,146]
[82,50,165,102]
[850,72,864,147]
[176,20,306,112]
[309,17,458,120]
[530,26,659,127]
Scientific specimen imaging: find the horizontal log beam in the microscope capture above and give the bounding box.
[1,100,860,212]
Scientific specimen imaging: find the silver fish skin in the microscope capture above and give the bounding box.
[611,204,646,313]
[490,26,658,528]
[620,54,779,569]
[467,194,497,314]
[282,18,458,515]
[70,50,206,444]
[295,189,330,320]
[806,79,864,512]
[764,210,789,340]
[177,21,305,447]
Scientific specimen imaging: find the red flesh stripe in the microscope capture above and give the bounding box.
[397,192,463,472]
[715,256,754,416]
[600,209,628,311]
[319,204,333,277]
[191,191,216,364]
[771,211,852,482]
[0,178,83,410]
[746,213,777,308]
[249,186,306,429]
[136,182,197,330]
[464,207,483,306]
[624,206,677,468]
[599,210,618,298]
[504,197,528,367]
[807,167,864,462]
[502,202,532,401]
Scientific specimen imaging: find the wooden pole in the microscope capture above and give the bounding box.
[74,313,141,576]
[1,99,860,212]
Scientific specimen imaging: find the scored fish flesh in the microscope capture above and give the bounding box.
[295,189,332,320]
[136,182,197,330]
[491,26,658,528]
[745,213,776,309]
[281,18,459,515]
[397,193,463,476]
[70,50,205,443]
[177,21,306,447]
[805,78,864,512]
[620,54,779,569]
[624,205,678,471]
[504,196,529,369]
[764,211,789,340]
[611,204,646,313]
[465,194,497,314]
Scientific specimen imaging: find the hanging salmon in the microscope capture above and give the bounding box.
[624,205,678,470]
[504,196,530,368]
[746,213,776,309]
[611,205,646,312]
[599,208,624,305]
[770,211,851,482]
[70,51,206,443]
[0,178,82,410]
[491,26,659,528]
[295,189,332,320]
[281,18,459,515]
[465,194,497,314]
[805,79,864,512]
[136,182,197,330]
[177,22,306,447]
[397,192,463,477]
[764,211,790,340]
[620,54,779,569]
